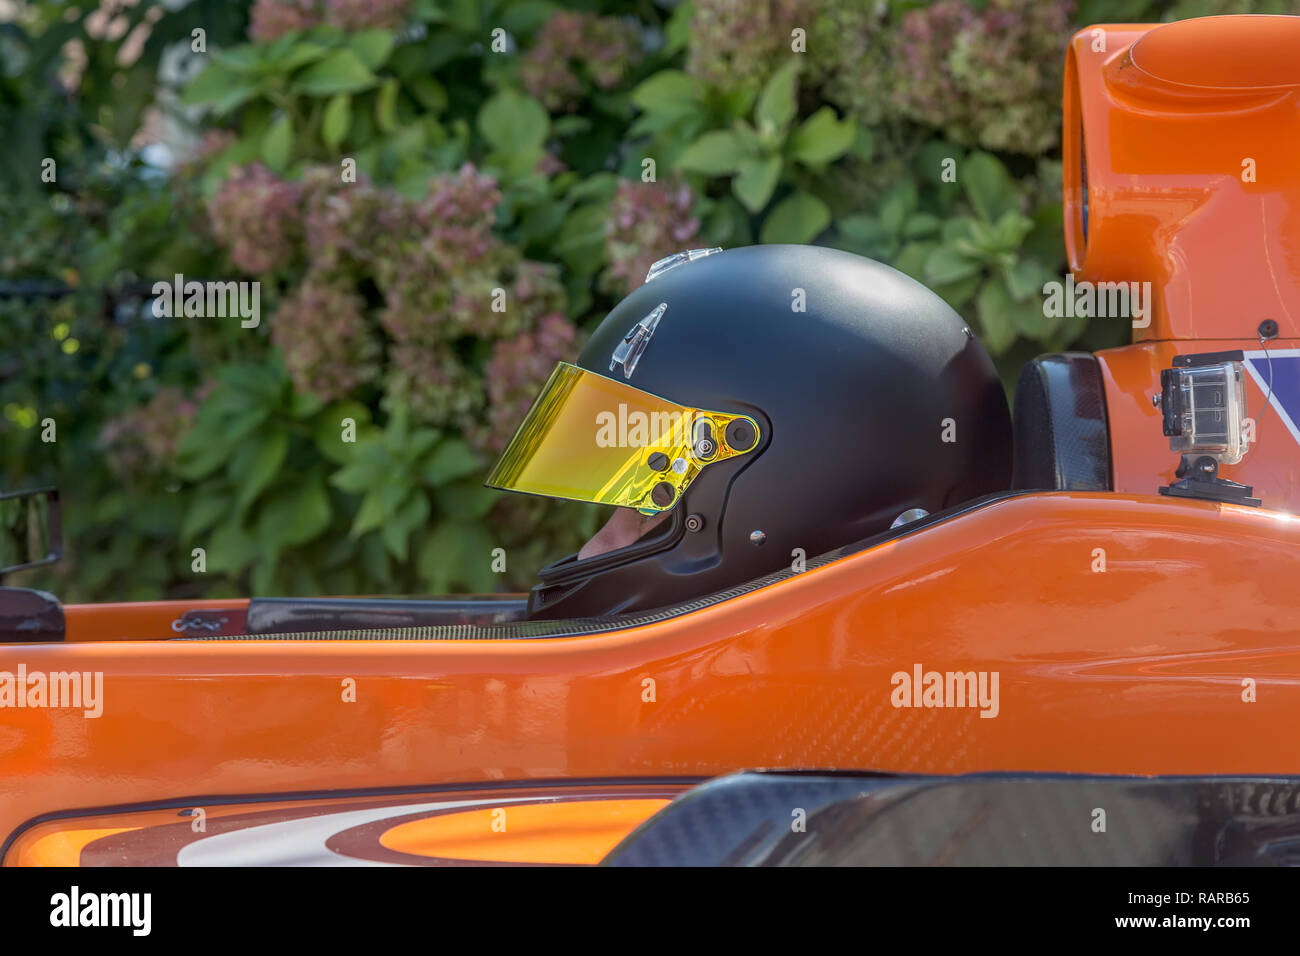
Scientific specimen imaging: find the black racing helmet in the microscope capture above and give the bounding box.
[486,244,1012,619]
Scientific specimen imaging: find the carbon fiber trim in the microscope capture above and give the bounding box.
[245,596,529,634]
[186,491,1030,641]
[605,771,1300,866]
[1012,352,1112,491]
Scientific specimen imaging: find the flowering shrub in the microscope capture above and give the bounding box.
[892,0,1076,155]
[686,0,810,90]
[603,179,701,295]
[209,164,302,274]
[248,0,412,42]
[11,0,1293,601]
[272,274,381,403]
[477,312,582,457]
[99,386,209,481]
[520,11,642,111]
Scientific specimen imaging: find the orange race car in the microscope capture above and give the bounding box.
[2,13,1300,868]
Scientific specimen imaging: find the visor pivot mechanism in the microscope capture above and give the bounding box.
[647,452,670,472]
[725,419,757,452]
[685,513,705,533]
[692,418,716,460]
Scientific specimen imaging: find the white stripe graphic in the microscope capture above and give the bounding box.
[177,796,548,867]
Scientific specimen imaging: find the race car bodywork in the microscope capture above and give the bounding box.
[2,14,1300,865]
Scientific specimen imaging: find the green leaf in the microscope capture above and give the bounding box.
[211,45,264,74]
[754,60,799,134]
[554,203,608,274]
[359,530,391,585]
[435,480,501,520]
[202,83,259,116]
[175,403,266,480]
[850,125,875,162]
[760,191,830,244]
[406,75,447,113]
[732,154,781,213]
[183,64,254,110]
[216,361,284,407]
[729,119,760,157]
[352,481,408,536]
[230,429,289,511]
[1004,256,1054,302]
[403,426,442,462]
[664,0,693,54]
[631,70,697,114]
[290,388,326,420]
[903,212,941,239]
[375,78,398,133]
[788,107,855,166]
[941,216,979,245]
[182,493,230,541]
[276,40,332,73]
[381,491,430,561]
[878,180,917,235]
[349,28,396,70]
[924,245,982,286]
[963,151,1021,224]
[261,114,293,171]
[175,431,233,481]
[500,1,559,36]
[519,200,569,245]
[93,492,127,524]
[838,214,886,244]
[702,195,752,247]
[331,443,389,493]
[423,438,481,486]
[933,273,983,310]
[676,130,743,176]
[988,209,1035,252]
[225,407,275,443]
[553,115,592,138]
[980,271,1051,339]
[478,89,549,154]
[974,280,1019,355]
[206,518,258,575]
[916,140,964,186]
[322,93,352,148]
[418,519,497,593]
[257,474,332,549]
[249,552,280,597]
[314,400,372,464]
[294,48,378,96]
[893,241,938,282]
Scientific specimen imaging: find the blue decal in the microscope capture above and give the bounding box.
[1244,350,1300,447]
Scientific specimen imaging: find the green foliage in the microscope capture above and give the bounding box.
[8,0,1233,602]
[664,61,855,231]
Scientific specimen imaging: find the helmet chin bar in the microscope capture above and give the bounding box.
[529,507,683,619]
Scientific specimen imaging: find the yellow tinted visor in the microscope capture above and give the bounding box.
[485,363,760,512]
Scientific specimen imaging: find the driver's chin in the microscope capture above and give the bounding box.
[578,507,671,561]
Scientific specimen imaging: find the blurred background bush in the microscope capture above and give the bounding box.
[2,0,1298,601]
